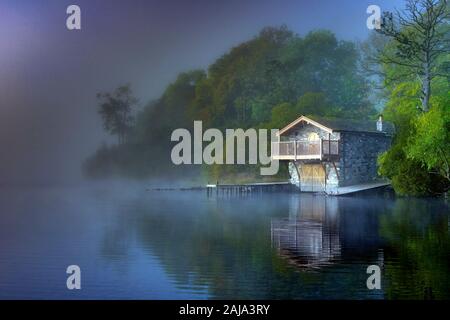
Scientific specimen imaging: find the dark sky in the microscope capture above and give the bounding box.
[0,0,403,185]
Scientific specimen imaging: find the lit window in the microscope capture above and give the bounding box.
[308,132,319,141]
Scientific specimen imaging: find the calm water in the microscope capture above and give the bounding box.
[0,184,449,300]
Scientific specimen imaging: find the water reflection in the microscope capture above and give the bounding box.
[270,194,390,272]
[271,195,341,269]
[379,198,450,299]
[0,186,449,299]
[97,191,449,299]
[113,192,392,299]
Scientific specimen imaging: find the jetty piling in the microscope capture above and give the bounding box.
[205,182,295,197]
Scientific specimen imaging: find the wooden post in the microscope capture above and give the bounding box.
[294,140,297,160]
[273,134,280,159]
[319,138,323,160]
[328,133,331,159]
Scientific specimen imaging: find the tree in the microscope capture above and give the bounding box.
[296,92,337,117]
[268,102,297,129]
[406,93,450,184]
[376,0,449,112]
[97,84,138,145]
[366,1,450,195]
[377,82,449,195]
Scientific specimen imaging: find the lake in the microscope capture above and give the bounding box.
[0,183,448,299]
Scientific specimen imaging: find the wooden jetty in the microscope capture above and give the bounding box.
[150,181,390,196]
[206,182,295,197]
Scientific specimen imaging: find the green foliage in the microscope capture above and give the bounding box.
[374,4,450,196]
[296,92,336,118]
[378,82,449,195]
[378,144,438,196]
[406,94,450,182]
[188,27,374,128]
[267,102,297,129]
[264,92,338,129]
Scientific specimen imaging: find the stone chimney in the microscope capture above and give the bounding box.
[376,115,383,132]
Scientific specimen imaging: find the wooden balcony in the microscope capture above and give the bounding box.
[271,140,339,161]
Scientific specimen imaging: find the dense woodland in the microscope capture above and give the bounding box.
[84,0,449,196]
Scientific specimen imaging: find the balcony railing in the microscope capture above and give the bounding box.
[271,140,339,160]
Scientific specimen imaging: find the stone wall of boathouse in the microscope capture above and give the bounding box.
[286,132,391,191]
[338,131,391,187]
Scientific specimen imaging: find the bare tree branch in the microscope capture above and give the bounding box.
[373,0,449,111]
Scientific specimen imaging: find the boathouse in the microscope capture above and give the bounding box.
[271,115,394,193]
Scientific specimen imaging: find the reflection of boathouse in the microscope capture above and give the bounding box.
[271,194,386,270]
[271,195,341,269]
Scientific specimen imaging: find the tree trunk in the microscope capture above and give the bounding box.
[421,53,431,112]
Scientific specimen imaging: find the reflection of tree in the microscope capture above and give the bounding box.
[380,198,450,299]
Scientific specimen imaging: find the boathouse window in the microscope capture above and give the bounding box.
[308,132,319,141]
